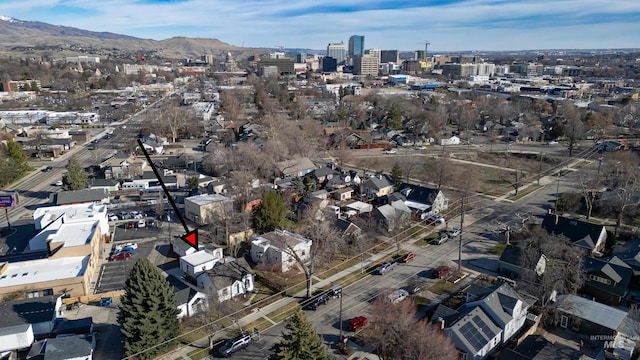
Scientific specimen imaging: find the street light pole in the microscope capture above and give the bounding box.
[339,291,343,341]
[458,196,464,272]
[554,171,561,213]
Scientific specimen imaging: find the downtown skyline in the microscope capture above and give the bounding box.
[2,0,640,52]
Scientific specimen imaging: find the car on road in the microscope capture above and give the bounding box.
[383,149,397,154]
[416,146,428,150]
[399,252,416,263]
[110,251,132,261]
[375,262,396,275]
[42,166,53,172]
[547,140,559,145]
[348,316,368,331]
[387,289,409,304]
[219,332,251,357]
[54,180,63,186]
[433,265,451,279]
[328,285,343,299]
[303,293,330,311]
[446,227,461,238]
[433,233,449,245]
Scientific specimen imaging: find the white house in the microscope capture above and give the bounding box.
[250,229,312,272]
[179,249,224,279]
[196,257,255,302]
[441,135,460,146]
[166,275,208,319]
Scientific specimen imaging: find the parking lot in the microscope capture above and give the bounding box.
[94,240,156,293]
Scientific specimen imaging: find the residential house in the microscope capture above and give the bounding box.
[583,256,632,306]
[50,188,110,206]
[336,219,362,243]
[276,157,317,178]
[306,189,329,208]
[101,152,147,180]
[541,213,608,255]
[179,249,224,278]
[551,295,637,360]
[250,229,312,272]
[332,187,354,201]
[344,201,373,218]
[613,238,640,288]
[498,244,547,279]
[502,334,584,360]
[312,166,335,186]
[28,334,95,360]
[398,183,449,216]
[87,179,121,193]
[166,275,208,319]
[0,295,64,354]
[325,173,353,191]
[196,257,255,302]
[172,240,205,258]
[373,200,411,232]
[436,283,534,360]
[184,194,233,225]
[361,175,394,200]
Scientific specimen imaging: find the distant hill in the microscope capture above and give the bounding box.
[0,16,241,59]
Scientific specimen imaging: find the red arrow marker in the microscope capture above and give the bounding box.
[181,229,198,250]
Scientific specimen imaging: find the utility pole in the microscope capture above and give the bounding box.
[537,153,544,185]
[339,292,344,341]
[554,171,561,213]
[458,196,464,272]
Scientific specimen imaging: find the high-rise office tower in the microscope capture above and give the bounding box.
[327,42,346,65]
[348,35,365,57]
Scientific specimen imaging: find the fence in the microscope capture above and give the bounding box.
[62,290,125,305]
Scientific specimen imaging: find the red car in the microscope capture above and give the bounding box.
[400,252,416,263]
[110,251,132,261]
[348,316,368,331]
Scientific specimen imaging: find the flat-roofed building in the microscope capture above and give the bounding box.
[184,194,233,225]
[353,55,379,77]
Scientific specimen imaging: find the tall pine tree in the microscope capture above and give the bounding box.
[63,155,88,190]
[271,310,333,360]
[254,189,286,233]
[118,259,180,359]
[5,140,30,176]
[390,163,404,189]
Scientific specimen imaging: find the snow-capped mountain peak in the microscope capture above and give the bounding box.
[0,16,20,23]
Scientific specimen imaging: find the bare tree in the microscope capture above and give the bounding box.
[557,103,586,156]
[368,294,458,360]
[517,227,585,325]
[601,152,640,233]
[576,164,602,219]
[161,104,191,143]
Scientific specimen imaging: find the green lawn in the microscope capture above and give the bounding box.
[428,280,454,295]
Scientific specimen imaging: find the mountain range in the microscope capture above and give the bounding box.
[0,16,244,59]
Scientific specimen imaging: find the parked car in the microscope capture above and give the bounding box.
[146,218,156,227]
[115,243,138,251]
[107,213,119,222]
[348,316,368,331]
[118,212,132,220]
[42,166,53,172]
[130,211,144,219]
[383,149,397,154]
[328,285,343,299]
[125,221,136,229]
[110,251,132,261]
[434,233,449,245]
[433,266,451,279]
[113,247,135,256]
[54,180,63,186]
[399,252,416,263]
[387,289,409,304]
[136,219,146,228]
[303,293,330,311]
[99,297,112,307]
[219,332,251,357]
[375,262,396,275]
[447,227,461,238]
[425,213,445,224]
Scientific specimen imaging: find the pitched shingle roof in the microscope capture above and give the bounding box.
[541,214,606,249]
[0,295,60,328]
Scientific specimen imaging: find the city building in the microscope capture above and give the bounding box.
[348,35,365,57]
[322,57,338,73]
[414,50,426,61]
[403,60,422,74]
[380,50,400,64]
[365,49,381,64]
[353,54,379,77]
[65,56,100,64]
[327,42,346,65]
[257,58,295,76]
[201,54,214,65]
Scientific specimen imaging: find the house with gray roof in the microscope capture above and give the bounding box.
[583,256,632,306]
[196,257,254,302]
[541,213,607,255]
[28,334,94,360]
[87,179,120,193]
[361,175,394,200]
[373,200,411,232]
[398,183,449,216]
[276,157,317,178]
[50,188,110,206]
[0,295,64,354]
[445,307,503,360]
[167,275,208,319]
[551,294,637,359]
[502,334,583,360]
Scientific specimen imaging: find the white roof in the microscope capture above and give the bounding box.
[185,194,232,206]
[33,203,107,230]
[404,200,430,211]
[28,220,97,252]
[181,250,217,266]
[346,201,373,212]
[0,256,88,288]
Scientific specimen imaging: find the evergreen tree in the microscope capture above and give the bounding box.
[390,163,404,189]
[271,310,333,360]
[63,155,88,190]
[119,259,180,360]
[254,189,286,233]
[5,139,30,176]
[186,176,199,190]
[388,102,403,130]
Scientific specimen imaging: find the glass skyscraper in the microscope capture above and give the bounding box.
[348,35,365,57]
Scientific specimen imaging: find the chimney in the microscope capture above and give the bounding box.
[438,317,445,330]
[555,214,559,225]
[547,208,552,215]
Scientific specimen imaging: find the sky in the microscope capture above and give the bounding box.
[2,0,640,52]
